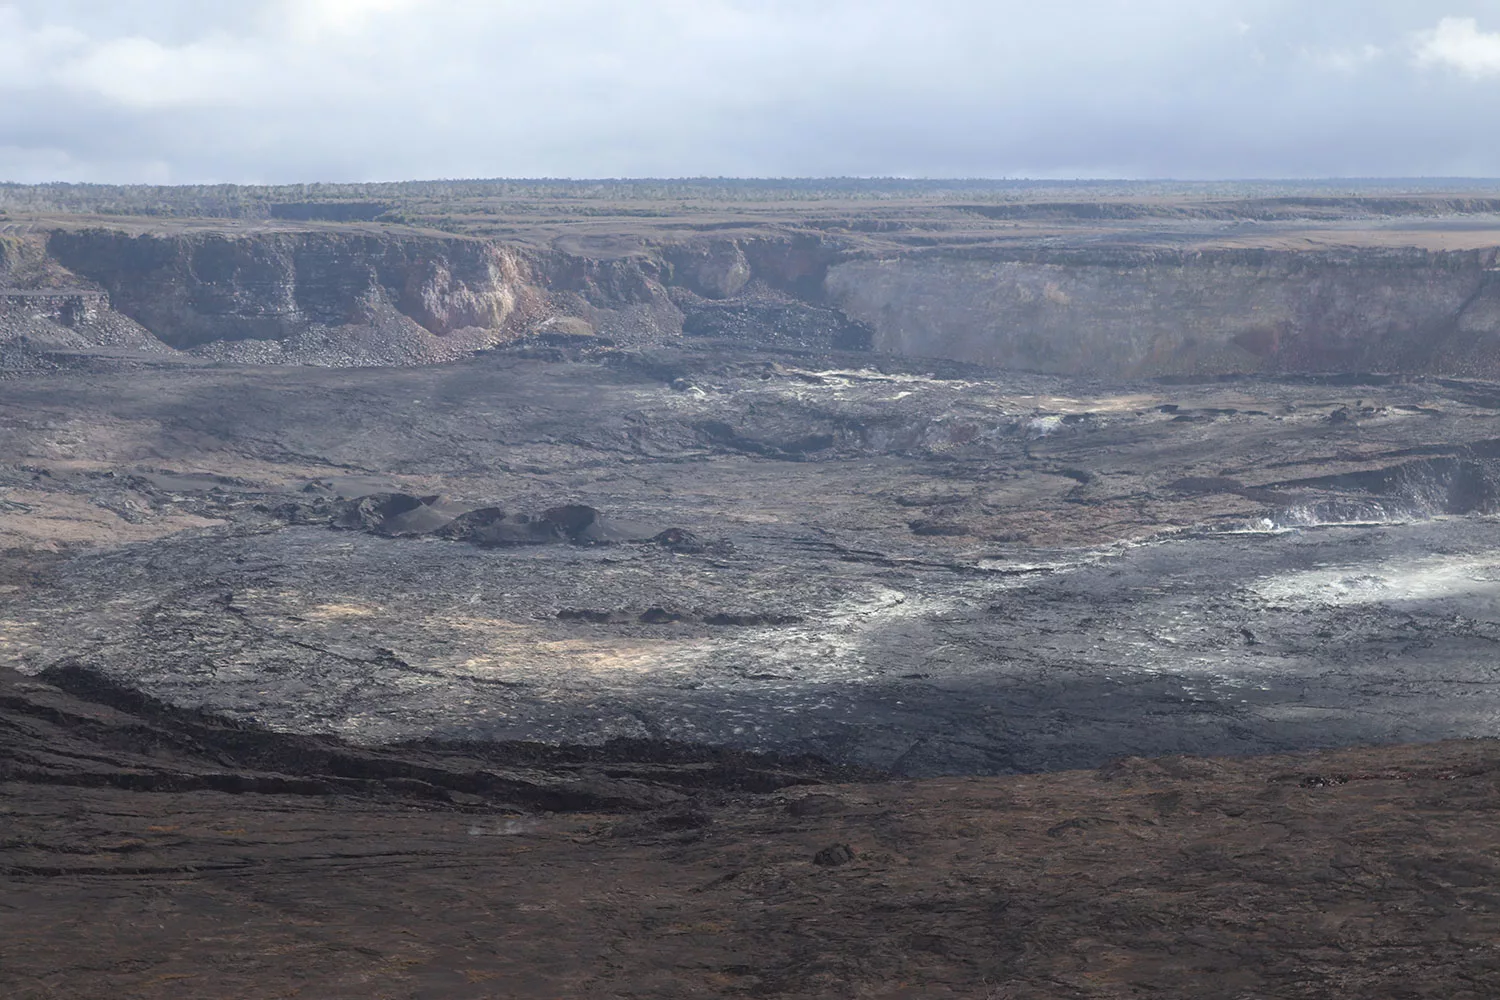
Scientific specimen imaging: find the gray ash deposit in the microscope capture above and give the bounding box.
[10,332,1500,775]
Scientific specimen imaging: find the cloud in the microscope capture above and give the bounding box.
[0,0,428,110]
[57,34,265,109]
[1415,16,1500,78]
[0,1,1498,183]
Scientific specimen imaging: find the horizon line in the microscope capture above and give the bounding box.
[6,176,1500,190]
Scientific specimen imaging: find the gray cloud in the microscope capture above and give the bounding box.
[0,0,1498,182]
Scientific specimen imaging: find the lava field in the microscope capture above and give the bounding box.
[9,341,1500,774]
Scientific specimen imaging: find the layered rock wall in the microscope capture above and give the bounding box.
[0,289,108,326]
[22,225,1500,376]
[46,230,541,349]
[0,234,165,353]
[826,249,1500,376]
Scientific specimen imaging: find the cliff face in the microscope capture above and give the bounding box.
[826,249,1500,377]
[0,234,165,354]
[15,224,1500,376]
[43,230,550,362]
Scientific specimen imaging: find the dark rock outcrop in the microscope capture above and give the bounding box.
[439,503,650,547]
[314,494,659,548]
[45,229,544,363]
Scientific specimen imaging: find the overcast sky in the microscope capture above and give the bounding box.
[2,0,1499,184]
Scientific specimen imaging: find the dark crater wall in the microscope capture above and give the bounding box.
[827,248,1500,377]
[26,226,1500,377]
[45,229,540,349]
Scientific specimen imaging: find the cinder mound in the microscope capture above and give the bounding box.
[438,503,654,547]
[325,496,661,548]
[333,493,458,536]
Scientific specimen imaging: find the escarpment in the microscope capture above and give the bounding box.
[6,210,1500,375]
[825,247,1500,376]
[38,230,550,364]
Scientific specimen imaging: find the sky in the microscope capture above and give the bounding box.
[1,0,1499,184]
